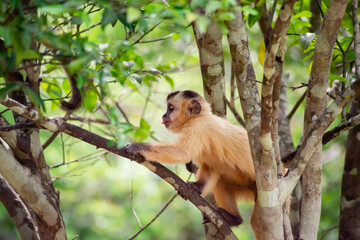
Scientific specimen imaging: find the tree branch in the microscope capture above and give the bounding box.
[280,79,360,203]
[225,98,246,127]
[282,112,360,164]
[0,122,37,131]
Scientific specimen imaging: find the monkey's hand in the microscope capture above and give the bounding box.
[125,143,150,160]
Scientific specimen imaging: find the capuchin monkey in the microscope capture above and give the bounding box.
[126,90,259,238]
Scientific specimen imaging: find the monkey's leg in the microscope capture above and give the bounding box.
[212,183,243,226]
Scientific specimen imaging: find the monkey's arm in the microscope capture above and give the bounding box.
[125,142,193,164]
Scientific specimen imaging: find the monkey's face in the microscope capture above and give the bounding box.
[162,92,202,133]
[161,103,174,128]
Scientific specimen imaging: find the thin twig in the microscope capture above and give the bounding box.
[61,133,65,165]
[225,98,246,127]
[132,21,163,45]
[50,150,107,168]
[141,86,152,119]
[128,174,192,240]
[42,132,60,150]
[115,102,131,124]
[137,33,175,44]
[287,90,307,120]
[74,22,102,37]
[67,116,111,125]
[43,114,70,149]
[249,78,308,91]
[128,194,177,240]
[230,69,235,108]
[129,181,143,228]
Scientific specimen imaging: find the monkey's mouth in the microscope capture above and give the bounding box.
[161,120,171,128]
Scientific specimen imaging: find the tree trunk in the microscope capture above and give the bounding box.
[192,7,226,117]
[339,98,360,240]
[192,8,230,239]
[0,71,66,239]
[300,0,348,238]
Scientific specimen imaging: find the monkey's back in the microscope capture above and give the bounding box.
[190,114,255,184]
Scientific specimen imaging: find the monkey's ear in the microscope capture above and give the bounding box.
[187,99,201,115]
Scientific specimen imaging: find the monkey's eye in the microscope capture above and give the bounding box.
[168,105,174,111]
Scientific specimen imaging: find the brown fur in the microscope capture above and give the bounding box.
[126,90,260,238]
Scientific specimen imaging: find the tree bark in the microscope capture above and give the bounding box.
[3,71,66,240]
[339,98,360,240]
[192,7,229,238]
[258,0,296,238]
[0,174,40,240]
[192,7,226,117]
[301,0,348,238]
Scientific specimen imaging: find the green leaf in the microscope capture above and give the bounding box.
[0,83,22,100]
[133,118,150,142]
[84,89,98,112]
[0,26,12,47]
[127,7,142,23]
[329,74,347,83]
[108,106,119,125]
[299,33,315,50]
[131,74,142,84]
[68,54,93,75]
[217,12,236,21]
[206,1,221,15]
[101,8,117,28]
[196,16,210,34]
[51,101,59,111]
[164,75,174,88]
[190,0,208,8]
[123,61,135,69]
[248,7,262,28]
[76,74,87,89]
[22,50,41,60]
[140,118,150,130]
[119,122,134,132]
[241,5,259,16]
[39,4,69,15]
[292,11,312,19]
[142,75,156,86]
[117,13,137,33]
[23,86,46,111]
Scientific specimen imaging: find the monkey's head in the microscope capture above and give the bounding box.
[162,90,211,133]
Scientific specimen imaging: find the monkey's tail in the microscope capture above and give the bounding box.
[60,68,82,112]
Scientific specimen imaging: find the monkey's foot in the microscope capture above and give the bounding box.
[218,208,243,226]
